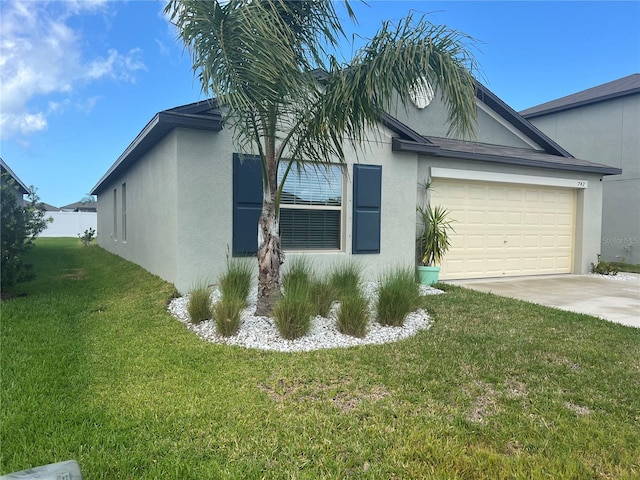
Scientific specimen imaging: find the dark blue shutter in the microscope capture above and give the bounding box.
[232,154,262,256]
[352,164,381,254]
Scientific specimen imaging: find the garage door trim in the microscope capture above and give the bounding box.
[431,167,588,189]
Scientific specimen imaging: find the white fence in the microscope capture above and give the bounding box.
[40,211,97,238]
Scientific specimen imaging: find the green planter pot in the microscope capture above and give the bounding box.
[417,266,440,286]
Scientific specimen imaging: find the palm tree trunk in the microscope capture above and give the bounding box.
[255,133,283,317]
[255,193,283,316]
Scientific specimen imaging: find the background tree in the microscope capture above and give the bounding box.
[165,0,478,315]
[1,176,50,294]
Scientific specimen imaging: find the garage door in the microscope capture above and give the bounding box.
[430,178,576,279]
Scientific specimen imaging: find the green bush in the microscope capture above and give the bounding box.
[274,271,314,340]
[328,261,362,299]
[282,257,313,295]
[273,296,314,340]
[214,297,244,336]
[309,279,336,317]
[1,175,49,292]
[187,285,213,323]
[590,255,619,276]
[220,259,253,305]
[336,290,369,338]
[377,267,421,327]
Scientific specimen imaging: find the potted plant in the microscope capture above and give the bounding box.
[416,203,455,285]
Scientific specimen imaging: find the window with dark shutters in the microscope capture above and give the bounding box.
[232,155,381,256]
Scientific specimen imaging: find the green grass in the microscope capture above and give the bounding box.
[309,279,336,317]
[335,290,369,338]
[376,267,422,327]
[187,284,213,323]
[2,239,639,478]
[328,261,362,299]
[274,264,314,340]
[219,258,252,305]
[213,296,243,337]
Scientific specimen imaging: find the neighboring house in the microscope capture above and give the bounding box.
[1,157,29,206]
[59,201,98,213]
[41,202,59,212]
[521,74,640,264]
[91,81,621,294]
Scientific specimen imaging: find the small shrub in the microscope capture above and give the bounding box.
[78,227,96,247]
[282,257,313,295]
[336,291,369,338]
[214,297,244,337]
[377,267,421,327]
[187,285,213,323]
[273,258,317,339]
[220,259,253,305]
[310,279,336,317]
[328,261,362,299]
[273,296,314,340]
[590,254,619,276]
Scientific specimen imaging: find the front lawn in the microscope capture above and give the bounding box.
[2,238,639,479]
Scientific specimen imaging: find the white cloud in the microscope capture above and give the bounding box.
[0,0,146,140]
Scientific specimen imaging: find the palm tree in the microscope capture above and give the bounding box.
[164,0,478,316]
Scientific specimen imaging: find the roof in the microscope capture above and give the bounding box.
[40,202,59,211]
[0,157,29,194]
[91,100,222,194]
[391,136,621,175]
[383,81,621,176]
[60,201,97,212]
[92,80,621,195]
[520,73,640,119]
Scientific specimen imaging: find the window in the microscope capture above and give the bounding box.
[232,155,346,255]
[113,188,117,240]
[121,183,127,242]
[278,163,342,250]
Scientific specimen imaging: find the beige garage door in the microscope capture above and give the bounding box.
[430,179,576,279]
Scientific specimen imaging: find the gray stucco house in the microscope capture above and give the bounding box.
[1,157,29,206]
[521,74,640,264]
[91,81,621,293]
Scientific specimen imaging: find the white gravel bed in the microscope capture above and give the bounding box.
[168,282,443,352]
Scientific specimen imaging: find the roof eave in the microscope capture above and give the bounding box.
[521,87,640,119]
[392,138,623,176]
[0,157,29,194]
[474,82,575,158]
[90,110,223,195]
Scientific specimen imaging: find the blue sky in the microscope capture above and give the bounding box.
[1,0,638,207]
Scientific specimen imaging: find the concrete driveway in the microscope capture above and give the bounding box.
[447,273,640,328]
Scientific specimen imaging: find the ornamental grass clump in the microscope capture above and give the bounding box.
[220,259,253,306]
[282,257,313,294]
[336,289,369,338]
[214,297,244,337]
[187,284,213,324]
[213,259,252,336]
[274,265,315,340]
[377,267,422,327]
[309,279,336,317]
[328,261,362,300]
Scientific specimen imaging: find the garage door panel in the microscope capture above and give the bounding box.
[430,178,576,279]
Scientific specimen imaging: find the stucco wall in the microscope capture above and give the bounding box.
[390,93,537,149]
[528,94,640,263]
[168,125,419,293]
[416,157,604,275]
[175,128,237,289]
[96,132,179,285]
